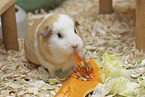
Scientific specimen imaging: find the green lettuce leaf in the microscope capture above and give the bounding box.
[92,53,140,97]
[99,53,132,83]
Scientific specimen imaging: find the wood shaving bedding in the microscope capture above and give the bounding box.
[1,0,145,96]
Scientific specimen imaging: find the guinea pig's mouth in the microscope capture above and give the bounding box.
[63,45,82,55]
[73,48,77,53]
[72,48,82,55]
[66,49,77,56]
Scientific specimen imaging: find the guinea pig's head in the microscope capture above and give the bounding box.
[40,14,84,56]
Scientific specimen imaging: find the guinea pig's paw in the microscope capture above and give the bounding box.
[50,74,57,78]
[55,68,73,79]
[49,71,57,78]
[27,61,40,69]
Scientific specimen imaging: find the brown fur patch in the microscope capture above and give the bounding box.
[24,17,45,64]
[74,20,83,40]
[37,14,59,64]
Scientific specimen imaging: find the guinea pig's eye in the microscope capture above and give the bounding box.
[57,33,63,38]
[74,29,77,34]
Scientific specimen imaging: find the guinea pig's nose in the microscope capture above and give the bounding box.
[72,45,78,49]
[72,44,78,52]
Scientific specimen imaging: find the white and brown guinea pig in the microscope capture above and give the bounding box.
[24,14,84,77]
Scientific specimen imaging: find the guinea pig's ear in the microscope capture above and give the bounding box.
[74,20,80,27]
[40,26,51,38]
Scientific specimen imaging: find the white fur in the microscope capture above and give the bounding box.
[51,14,83,55]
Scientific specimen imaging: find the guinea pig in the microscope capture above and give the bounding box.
[24,14,84,77]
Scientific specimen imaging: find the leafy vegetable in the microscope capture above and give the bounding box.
[92,53,140,97]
